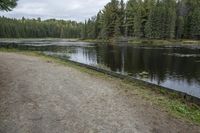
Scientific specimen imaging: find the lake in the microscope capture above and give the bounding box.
[0,39,200,98]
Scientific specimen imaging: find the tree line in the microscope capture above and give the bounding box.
[82,0,200,40]
[0,17,82,38]
[0,0,199,40]
[0,0,83,38]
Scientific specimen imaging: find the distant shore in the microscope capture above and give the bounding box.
[0,38,199,46]
[82,38,200,46]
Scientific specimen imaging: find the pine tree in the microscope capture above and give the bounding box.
[145,1,162,39]
[1,0,199,40]
[191,8,200,39]
[101,0,120,38]
[119,0,125,36]
[133,0,143,38]
[94,12,102,38]
[145,0,176,39]
[0,17,82,38]
[163,0,176,39]
[125,0,137,37]
[114,17,121,37]
[0,0,18,11]
[176,16,184,39]
[141,0,155,37]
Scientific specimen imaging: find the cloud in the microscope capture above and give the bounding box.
[0,0,123,21]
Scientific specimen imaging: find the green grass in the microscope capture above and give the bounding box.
[81,38,200,45]
[2,38,199,46]
[119,80,200,124]
[128,39,200,46]
[80,39,109,43]
[1,47,200,124]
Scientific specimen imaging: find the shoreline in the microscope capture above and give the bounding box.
[81,38,200,46]
[0,48,200,125]
[0,38,200,46]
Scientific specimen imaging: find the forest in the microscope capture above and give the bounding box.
[0,17,82,38]
[0,0,200,40]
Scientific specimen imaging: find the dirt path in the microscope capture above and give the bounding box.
[0,52,199,133]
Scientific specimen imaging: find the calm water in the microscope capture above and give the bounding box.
[1,39,200,98]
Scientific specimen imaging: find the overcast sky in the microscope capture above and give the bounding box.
[0,0,127,22]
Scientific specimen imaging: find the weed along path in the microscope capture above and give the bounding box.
[0,52,199,133]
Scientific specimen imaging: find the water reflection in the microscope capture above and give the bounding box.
[0,42,200,98]
[65,44,200,98]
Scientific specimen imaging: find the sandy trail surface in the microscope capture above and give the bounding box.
[0,52,199,133]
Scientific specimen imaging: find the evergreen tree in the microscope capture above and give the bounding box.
[114,17,121,37]
[142,0,155,37]
[163,0,177,39]
[100,0,121,38]
[0,17,82,38]
[1,0,199,40]
[145,1,161,39]
[0,0,17,11]
[125,0,137,37]
[190,8,200,39]
[94,12,102,38]
[145,0,176,39]
[119,0,125,36]
[133,0,143,38]
[176,16,184,39]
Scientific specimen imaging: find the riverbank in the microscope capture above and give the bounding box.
[129,39,200,46]
[0,48,200,127]
[0,38,79,43]
[82,38,200,46]
[1,38,199,46]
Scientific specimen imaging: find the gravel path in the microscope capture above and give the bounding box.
[0,52,199,133]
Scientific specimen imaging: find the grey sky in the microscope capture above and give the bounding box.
[0,0,128,22]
